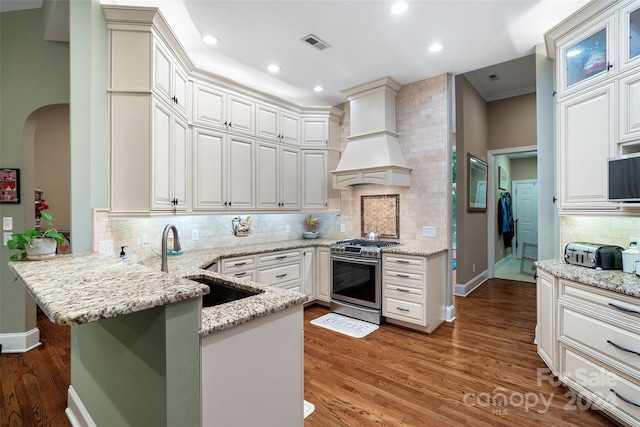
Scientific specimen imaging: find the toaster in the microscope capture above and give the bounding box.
[564,242,623,269]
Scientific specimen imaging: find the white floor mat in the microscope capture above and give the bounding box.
[310,313,379,338]
[304,400,315,419]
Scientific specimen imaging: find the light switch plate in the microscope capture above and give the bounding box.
[4,232,12,246]
[340,224,345,233]
[422,226,436,237]
[3,217,12,231]
[285,224,291,233]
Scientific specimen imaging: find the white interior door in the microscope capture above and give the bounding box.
[513,180,538,259]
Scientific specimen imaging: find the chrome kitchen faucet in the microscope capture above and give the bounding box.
[161,224,181,273]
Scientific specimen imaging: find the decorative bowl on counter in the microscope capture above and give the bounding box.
[303,231,319,239]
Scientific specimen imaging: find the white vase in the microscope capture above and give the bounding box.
[25,237,57,260]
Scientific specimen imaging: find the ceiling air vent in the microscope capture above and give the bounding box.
[488,74,500,81]
[302,34,331,50]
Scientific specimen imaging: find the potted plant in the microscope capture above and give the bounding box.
[303,215,319,239]
[8,202,65,261]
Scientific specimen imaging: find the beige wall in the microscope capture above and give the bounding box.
[488,93,537,150]
[510,157,537,182]
[455,75,489,286]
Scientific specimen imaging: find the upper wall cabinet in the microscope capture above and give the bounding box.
[556,13,616,99]
[193,81,255,135]
[620,1,640,72]
[153,39,190,119]
[256,103,300,145]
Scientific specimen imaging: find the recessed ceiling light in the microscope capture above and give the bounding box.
[391,2,408,15]
[313,86,324,92]
[267,64,281,73]
[202,35,220,46]
[429,42,444,53]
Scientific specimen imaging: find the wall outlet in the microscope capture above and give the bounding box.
[340,224,345,233]
[630,237,640,247]
[98,239,114,255]
[4,232,12,246]
[286,224,291,233]
[422,226,436,237]
[192,229,199,240]
[3,217,12,231]
[141,234,148,248]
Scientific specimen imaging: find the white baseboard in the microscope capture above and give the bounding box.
[445,305,456,322]
[454,270,489,297]
[66,386,96,427]
[0,328,41,353]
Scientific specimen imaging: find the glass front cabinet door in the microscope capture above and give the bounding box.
[557,14,615,98]
[621,1,640,72]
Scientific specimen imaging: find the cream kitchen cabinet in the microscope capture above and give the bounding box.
[257,250,303,292]
[256,103,300,145]
[619,1,640,73]
[557,82,616,212]
[193,80,255,135]
[220,254,256,281]
[153,38,190,119]
[151,99,190,211]
[302,249,314,300]
[536,269,556,372]
[302,110,342,149]
[256,141,301,210]
[193,127,255,211]
[382,252,446,333]
[618,69,640,144]
[314,247,331,303]
[302,149,340,211]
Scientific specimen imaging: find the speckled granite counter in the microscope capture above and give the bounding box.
[380,242,448,257]
[536,259,640,298]
[8,252,208,326]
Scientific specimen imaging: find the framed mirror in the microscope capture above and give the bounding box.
[467,154,487,212]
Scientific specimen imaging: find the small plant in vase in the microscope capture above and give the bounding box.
[304,215,319,239]
[8,202,65,261]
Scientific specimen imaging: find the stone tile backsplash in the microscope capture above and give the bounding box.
[561,216,640,250]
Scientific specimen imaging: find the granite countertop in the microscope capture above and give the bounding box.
[8,252,209,327]
[536,259,640,298]
[9,238,449,336]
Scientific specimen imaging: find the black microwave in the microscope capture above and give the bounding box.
[608,154,640,202]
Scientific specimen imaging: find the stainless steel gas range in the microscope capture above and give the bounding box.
[329,239,400,325]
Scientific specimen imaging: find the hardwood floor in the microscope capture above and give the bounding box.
[1,279,616,426]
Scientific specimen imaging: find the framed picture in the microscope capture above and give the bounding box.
[467,154,487,212]
[498,166,509,190]
[0,168,20,203]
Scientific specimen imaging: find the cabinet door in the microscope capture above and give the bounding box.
[537,269,556,372]
[172,115,189,210]
[302,249,314,299]
[193,82,226,128]
[280,147,301,209]
[280,112,300,145]
[315,247,330,303]
[172,64,190,118]
[256,104,279,140]
[228,95,255,135]
[620,2,640,73]
[302,117,328,147]
[557,14,615,98]
[151,99,172,210]
[153,40,172,100]
[558,83,616,210]
[619,71,640,142]
[256,141,279,209]
[227,135,255,208]
[302,150,328,209]
[193,127,226,210]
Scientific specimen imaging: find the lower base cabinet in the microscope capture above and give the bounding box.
[201,305,304,427]
[538,269,640,426]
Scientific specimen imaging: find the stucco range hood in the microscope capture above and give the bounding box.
[331,77,411,188]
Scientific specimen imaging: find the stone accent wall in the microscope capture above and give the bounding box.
[337,74,451,247]
[561,216,640,251]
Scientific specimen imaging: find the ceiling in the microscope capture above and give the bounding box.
[5,0,591,106]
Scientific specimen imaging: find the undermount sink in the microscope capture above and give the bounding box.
[188,277,261,307]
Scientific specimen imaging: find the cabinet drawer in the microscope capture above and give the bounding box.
[221,255,256,272]
[384,297,424,323]
[274,280,301,294]
[257,250,302,266]
[561,280,640,325]
[258,263,300,286]
[384,282,425,298]
[227,270,255,281]
[562,307,640,372]
[383,255,425,270]
[383,268,425,286]
[562,347,640,422]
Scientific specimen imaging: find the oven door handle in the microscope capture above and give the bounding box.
[330,254,380,265]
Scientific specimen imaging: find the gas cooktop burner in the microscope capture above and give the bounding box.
[330,239,401,258]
